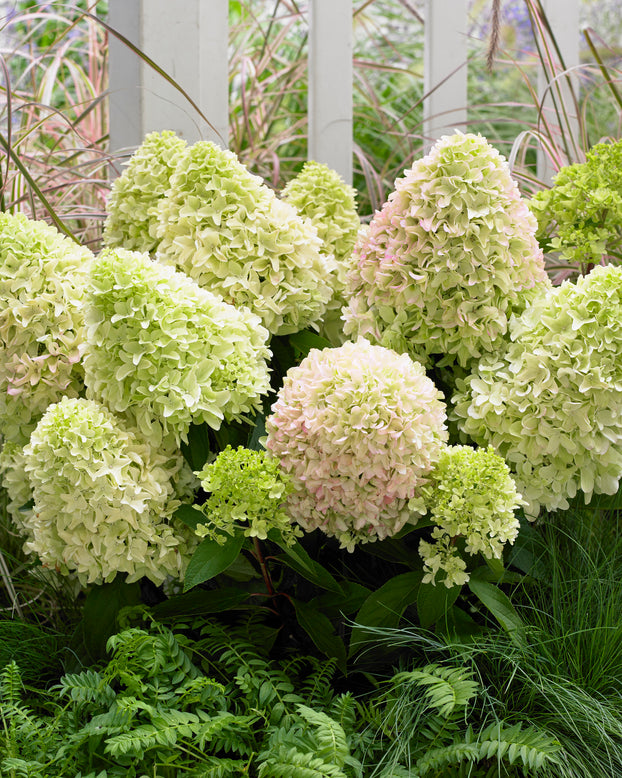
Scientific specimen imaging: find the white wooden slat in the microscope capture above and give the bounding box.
[423,0,468,149]
[108,0,228,160]
[537,0,581,182]
[308,0,353,184]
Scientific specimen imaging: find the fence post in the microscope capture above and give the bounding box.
[536,0,581,182]
[108,0,229,160]
[308,0,353,184]
[423,0,468,150]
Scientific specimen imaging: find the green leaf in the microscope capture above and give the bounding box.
[288,329,332,358]
[184,534,245,591]
[417,580,462,629]
[151,586,249,618]
[247,412,266,451]
[349,571,422,657]
[275,540,343,594]
[173,504,204,531]
[292,598,347,674]
[312,582,372,618]
[76,577,141,661]
[181,422,211,471]
[468,568,525,641]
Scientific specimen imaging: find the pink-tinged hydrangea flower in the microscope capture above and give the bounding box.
[103,130,187,254]
[266,339,448,549]
[343,132,550,368]
[155,141,336,336]
[453,264,622,517]
[22,397,195,585]
[0,213,92,444]
[420,445,523,587]
[282,161,361,346]
[84,248,271,449]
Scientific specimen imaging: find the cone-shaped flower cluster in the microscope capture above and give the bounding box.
[0,213,92,444]
[266,339,448,550]
[344,132,549,367]
[21,397,195,585]
[103,130,187,254]
[155,141,336,335]
[84,248,271,448]
[282,161,361,345]
[453,264,622,516]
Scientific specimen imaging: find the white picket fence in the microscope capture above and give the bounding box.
[107,0,581,183]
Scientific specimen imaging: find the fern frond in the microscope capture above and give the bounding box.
[415,741,479,774]
[394,664,479,718]
[56,669,115,706]
[296,705,349,768]
[0,660,23,705]
[476,721,562,771]
[184,756,249,777]
[257,746,349,778]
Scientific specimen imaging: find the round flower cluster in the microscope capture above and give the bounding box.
[22,397,195,585]
[266,339,448,550]
[419,445,523,588]
[453,264,622,516]
[195,445,300,546]
[155,141,336,336]
[343,132,549,368]
[103,130,187,254]
[84,249,271,449]
[0,213,92,444]
[282,161,361,345]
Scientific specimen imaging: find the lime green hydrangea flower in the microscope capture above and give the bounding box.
[343,132,550,368]
[266,339,448,550]
[453,264,622,516]
[195,445,300,546]
[155,141,336,336]
[419,445,522,587]
[530,138,622,270]
[84,248,271,449]
[103,130,187,254]
[0,213,92,444]
[21,397,195,585]
[282,161,360,346]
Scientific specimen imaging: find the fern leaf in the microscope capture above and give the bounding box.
[257,746,349,778]
[415,741,479,774]
[0,661,23,705]
[477,721,562,771]
[296,705,349,768]
[57,669,115,706]
[394,664,479,718]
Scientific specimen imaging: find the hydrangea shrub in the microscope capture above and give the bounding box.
[0,213,92,444]
[84,248,271,448]
[103,130,187,254]
[22,397,194,585]
[453,264,622,516]
[266,339,448,550]
[419,445,522,588]
[195,445,300,546]
[282,161,361,345]
[155,141,336,336]
[343,132,549,367]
